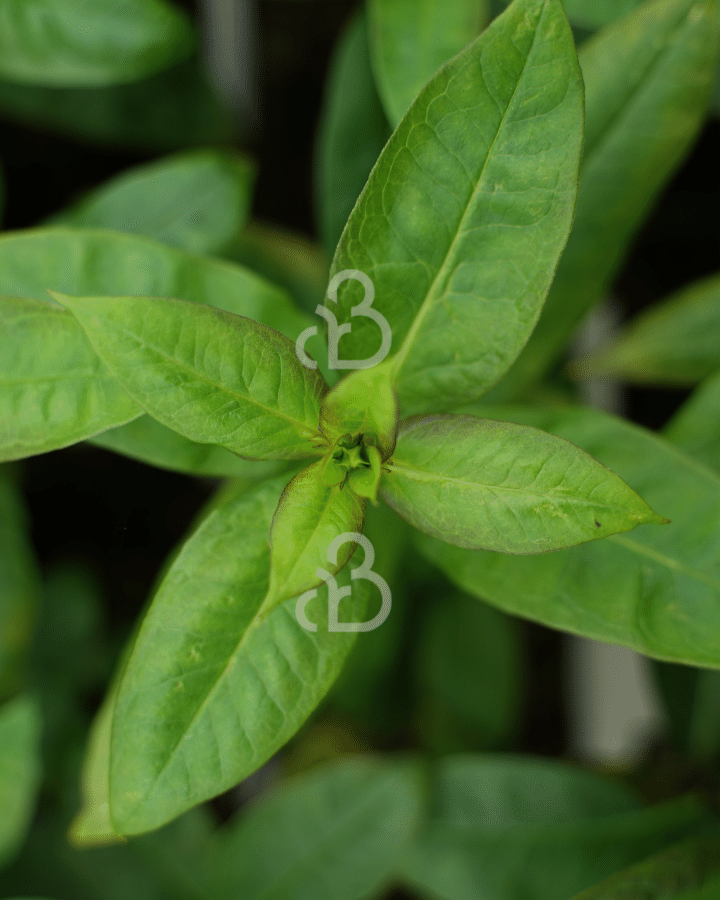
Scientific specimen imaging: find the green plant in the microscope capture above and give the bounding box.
[2,0,720,897]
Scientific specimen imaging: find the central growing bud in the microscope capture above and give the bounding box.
[320,432,383,502]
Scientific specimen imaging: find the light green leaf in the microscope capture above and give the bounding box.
[0,296,140,461]
[418,405,720,668]
[204,755,423,900]
[415,593,523,750]
[575,273,720,385]
[314,6,391,259]
[110,474,371,835]
[381,414,664,553]
[319,363,399,460]
[0,694,42,869]
[55,292,328,461]
[0,57,235,152]
[0,0,194,87]
[90,415,284,479]
[567,835,720,899]
[265,460,366,612]
[491,0,720,398]
[0,470,41,697]
[368,0,487,126]
[399,755,708,900]
[51,150,255,256]
[664,370,720,473]
[329,0,583,415]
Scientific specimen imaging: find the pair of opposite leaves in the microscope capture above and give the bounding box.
[53,289,665,620]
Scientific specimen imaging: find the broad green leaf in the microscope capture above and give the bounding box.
[418,405,720,668]
[664,369,720,473]
[0,296,140,461]
[562,0,645,28]
[90,415,284,479]
[204,756,423,900]
[415,593,523,750]
[399,755,708,900]
[0,469,41,697]
[56,292,327,460]
[368,0,487,126]
[0,694,42,869]
[0,0,194,87]
[653,660,720,762]
[319,363,399,460]
[329,0,583,415]
[51,150,256,256]
[314,6,391,259]
[110,474,371,835]
[0,57,235,152]
[381,414,663,553]
[491,0,720,398]
[265,460,366,612]
[575,274,720,385]
[567,835,720,899]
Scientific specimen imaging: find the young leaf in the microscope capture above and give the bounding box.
[664,369,720,474]
[319,363,399,460]
[0,0,194,87]
[314,6,391,259]
[368,0,488,126]
[418,405,720,668]
[574,272,720,385]
[54,293,328,461]
[567,835,720,900]
[0,297,141,461]
[264,460,366,612]
[381,414,664,553]
[329,0,583,414]
[204,756,423,900]
[50,150,256,256]
[0,694,42,869]
[492,0,720,397]
[110,474,371,835]
[399,755,709,900]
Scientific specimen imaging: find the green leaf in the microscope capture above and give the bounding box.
[50,150,256,256]
[329,0,584,415]
[0,57,236,152]
[575,273,720,385]
[399,755,708,900]
[0,694,42,869]
[265,460,366,612]
[314,6,391,259]
[653,660,720,762]
[55,292,327,460]
[491,0,720,398]
[415,593,523,750]
[418,405,720,668]
[0,297,140,461]
[0,470,41,697]
[562,0,645,29]
[90,415,284,479]
[567,835,720,899]
[664,370,720,474]
[204,756,423,900]
[381,414,664,553]
[110,474,371,835]
[368,0,487,126]
[0,0,194,87]
[319,363,399,460]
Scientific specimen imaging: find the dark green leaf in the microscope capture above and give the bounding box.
[0,0,194,87]
[110,474,371,834]
[0,694,42,869]
[418,405,720,667]
[491,0,719,398]
[368,0,488,126]
[562,0,645,29]
[654,660,720,762]
[51,150,256,256]
[381,414,664,553]
[204,756,423,900]
[330,0,584,414]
